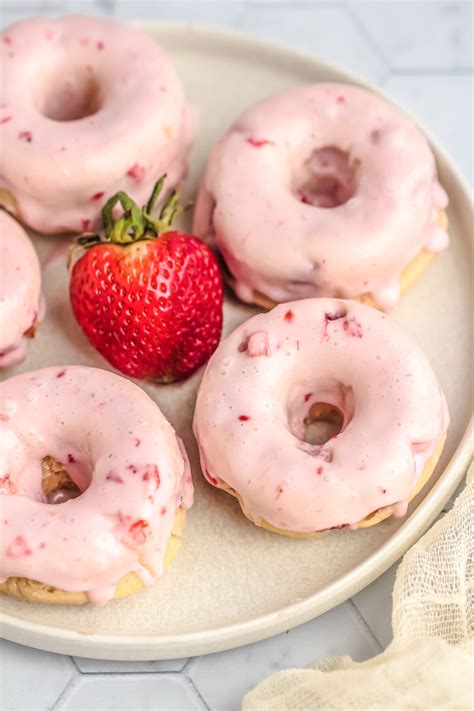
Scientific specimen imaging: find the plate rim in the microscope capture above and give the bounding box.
[1,425,471,660]
[1,20,472,661]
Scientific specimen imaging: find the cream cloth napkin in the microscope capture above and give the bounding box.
[244,463,473,710]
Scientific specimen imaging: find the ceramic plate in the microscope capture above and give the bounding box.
[0,22,472,660]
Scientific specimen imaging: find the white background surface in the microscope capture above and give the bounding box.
[0,1,472,710]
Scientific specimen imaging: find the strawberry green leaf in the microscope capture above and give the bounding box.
[102,191,145,244]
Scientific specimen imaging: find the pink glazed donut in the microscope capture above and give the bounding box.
[193,83,449,310]
[0,16,194,234]
[0,211,43,368]
[0,366,193,605]
[193,299,449,536]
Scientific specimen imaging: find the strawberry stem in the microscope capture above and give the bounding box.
[100,174,182,245]
[102,191,145,244]
[146,174,166,214]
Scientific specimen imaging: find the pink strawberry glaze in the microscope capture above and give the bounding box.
[0,366,193,604]
[193,299,449,533]
[0,211,43,368]
[0,16,195,234]
[193,83,449,310]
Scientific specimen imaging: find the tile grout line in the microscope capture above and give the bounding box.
[50,673,81,711]
[182,656,196,673]
[69,656,83,675]
[243,0,347,6]
[65,669,187,676]
[45,656,80,711]
[347,598,385,653]
[96,0,116,16]
[391,67,474,76]
[50,671,209,710]
[182,673,211,711]
[345,1,391,71]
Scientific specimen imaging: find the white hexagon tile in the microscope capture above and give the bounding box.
[349,0,473,70]
[0,640,74,710]
[0,2,471,710]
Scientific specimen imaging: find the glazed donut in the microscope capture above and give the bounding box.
[0,211,43,368]
[193,299,449,536]
[0,366,193,605]
[193,83,449,310]
[0,16,194,234]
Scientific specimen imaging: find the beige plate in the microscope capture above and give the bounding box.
[0,22,472,660]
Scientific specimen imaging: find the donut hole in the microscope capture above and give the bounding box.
[303,402,345,446]
[296,147,359,208]
[39,72,102,121]
[41,455,84,504]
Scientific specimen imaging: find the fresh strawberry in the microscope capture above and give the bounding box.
[69,177,223,382]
